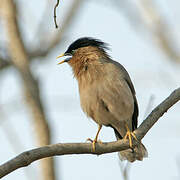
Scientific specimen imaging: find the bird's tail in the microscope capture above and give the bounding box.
[114,129,148,162]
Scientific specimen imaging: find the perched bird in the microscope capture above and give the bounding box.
[57,37,147,162]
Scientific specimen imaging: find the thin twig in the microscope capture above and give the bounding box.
[0,87,180,178]
[54,0,60,28]
[0,0,83,71]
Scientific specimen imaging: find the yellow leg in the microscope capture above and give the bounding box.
[124,124,138,148]
[87,125,102,151]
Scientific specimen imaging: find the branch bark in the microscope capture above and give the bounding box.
[0,0,55,180]
[0,87,180,179]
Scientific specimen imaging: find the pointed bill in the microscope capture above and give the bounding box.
[56,53,65,65]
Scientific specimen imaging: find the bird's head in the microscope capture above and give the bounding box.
[57,37,110,65]
[57,37,110,79]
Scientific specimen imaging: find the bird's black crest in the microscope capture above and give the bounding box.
[65,37,109,54]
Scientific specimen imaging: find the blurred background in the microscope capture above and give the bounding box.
[0,0,180,180]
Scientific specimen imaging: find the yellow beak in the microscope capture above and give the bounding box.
[56,53,65,65]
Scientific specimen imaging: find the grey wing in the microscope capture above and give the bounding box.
[95,63,135,137]
[109,60,139,130]
[124,78,138,130]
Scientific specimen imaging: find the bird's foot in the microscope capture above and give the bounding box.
[86,138,102,152]
[124,124,138,148]
[86,125,102,151]
[124,130,138,148]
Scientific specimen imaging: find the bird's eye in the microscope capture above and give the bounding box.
[71,50,76,55]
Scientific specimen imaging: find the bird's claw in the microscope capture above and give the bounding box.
[86,138,102,152]
[124,130,138,148]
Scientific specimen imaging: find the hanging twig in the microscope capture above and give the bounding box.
[54,0,60,28]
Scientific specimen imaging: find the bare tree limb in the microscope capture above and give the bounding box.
[0,87,180,179]
[135,87,180,139]
[0,0,55,180]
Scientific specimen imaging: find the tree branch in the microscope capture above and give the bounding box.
[0,0,55,179]
[135,87,180,139]
[0,87,180,179]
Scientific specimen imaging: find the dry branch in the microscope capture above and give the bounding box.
[0,87,180,179]
[0,0,55,180]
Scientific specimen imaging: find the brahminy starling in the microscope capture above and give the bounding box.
[57,37,147,162]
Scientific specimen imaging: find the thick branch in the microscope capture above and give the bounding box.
[0,140,130,179]
[0,0,55,180]
[0,87,180,179]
